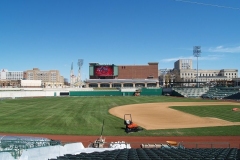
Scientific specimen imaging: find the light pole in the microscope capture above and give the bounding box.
[170,74,174,87]
[193,46,201,87]
[162,69,168,87]
[237,78,239,87]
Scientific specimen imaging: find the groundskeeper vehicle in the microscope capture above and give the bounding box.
[124,114,143,133]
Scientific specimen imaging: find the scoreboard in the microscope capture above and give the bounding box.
[94,66,113,76]
[89,63,118,77]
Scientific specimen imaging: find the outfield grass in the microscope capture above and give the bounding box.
[0,96,239,136]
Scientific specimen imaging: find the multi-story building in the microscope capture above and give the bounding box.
[169,59,238,86]
[0,69,24,87]
[0,69,24,80]
[174,59,193,70]
[24,68,64,88]
[85,62,159,88]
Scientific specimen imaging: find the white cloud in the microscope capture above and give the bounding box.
[209,45,240,53]
[199,54,224,60]
[160,54,224,62]
[161,56,193,62]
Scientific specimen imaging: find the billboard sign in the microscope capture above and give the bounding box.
[94,66,113,76]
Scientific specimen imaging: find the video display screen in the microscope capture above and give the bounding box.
[94,66,113,76]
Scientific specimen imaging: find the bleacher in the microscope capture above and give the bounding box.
[49,148,240,160]
[173,87,209,98]
[204,87,240,99]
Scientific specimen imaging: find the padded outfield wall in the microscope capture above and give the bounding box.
[69,88,163,96]
[0,88,163,98]
[140,88,162,96]
[69,91,135,96]
[70,91,123,96]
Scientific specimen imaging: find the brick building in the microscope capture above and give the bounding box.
[24,68,64,88]
[85,62,159,88]
[118,62,158,79]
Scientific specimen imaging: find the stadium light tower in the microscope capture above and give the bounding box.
[77,59,84,81]
[193,46,201,88]
[70,62,74,87]
[77,59,84,87]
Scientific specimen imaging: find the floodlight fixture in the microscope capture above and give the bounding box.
[77,59,84,87]
[193,46,201,87]
[78,59,84,70]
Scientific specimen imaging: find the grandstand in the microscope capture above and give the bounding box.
[173,87,209,98]
[1,136,240,160]
[172,87,240,99]
[48,148,240,160]
[203,87,240,99]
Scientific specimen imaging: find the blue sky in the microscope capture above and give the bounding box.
[1,0,240,81]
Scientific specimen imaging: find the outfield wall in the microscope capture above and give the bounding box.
[0,91,57,98]
[141,88,162,96]
[0,88,163,98]
[69,91,133,96]
[69,88,163,96]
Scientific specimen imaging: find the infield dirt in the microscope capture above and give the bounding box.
[109,102,240,130]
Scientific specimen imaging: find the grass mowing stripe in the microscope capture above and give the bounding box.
[0,96,239,136]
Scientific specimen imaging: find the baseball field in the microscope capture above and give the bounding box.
[0,96,240,148]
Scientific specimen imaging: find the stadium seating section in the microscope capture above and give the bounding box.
[204,87,240,99]
[48,148,240,160]
[173,87,209,98]
[173,87,240,99]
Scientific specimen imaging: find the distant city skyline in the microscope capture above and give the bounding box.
[1,0,239,80]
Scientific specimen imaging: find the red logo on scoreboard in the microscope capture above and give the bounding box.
[94,66,113,76]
